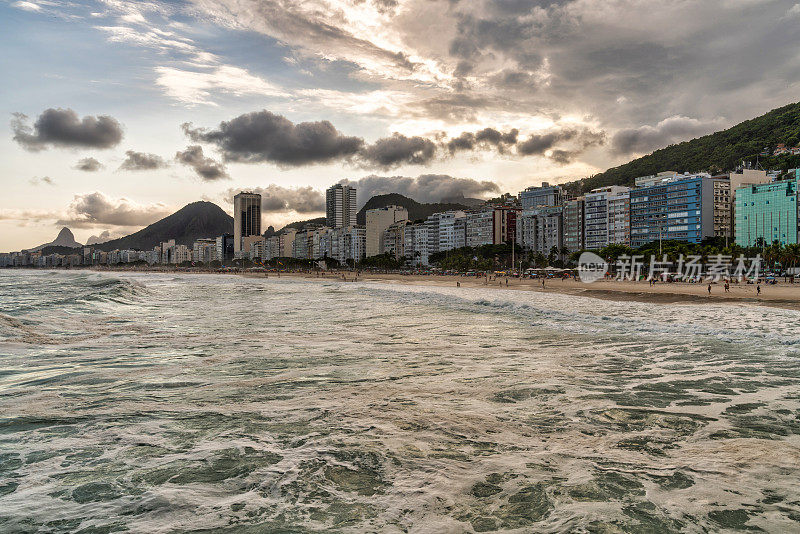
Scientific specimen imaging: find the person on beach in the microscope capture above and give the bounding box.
[456,281,460,287]
[724,281,729,292]
[757,283,761,296]
[707,283,711,295]
[541,278,546,289]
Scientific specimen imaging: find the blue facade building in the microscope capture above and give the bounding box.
[630,173,718,247]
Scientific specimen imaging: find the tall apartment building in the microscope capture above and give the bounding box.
[241,235,265,259]
[629,173,715,247]
[563,198,585,252]
[466,210,494,247]
[517,206,563,255]
[215,233,234,262]
[173,244,192,264]
[735,176,800,247]
[332,226,366,264]
[423,211,466,255]
[728,169,772,241]
[465,207,520,247]
[404,223,429,266]
[493,207,520,244]
[607,189,631,246]
[519,183,564,209]
[584,186,630,250]
[326,184,357,228]
[161,239,176,264]
[712,177,732,239]
[193,238,217,263]
[439,211,467,251]
[382,220,410,260]
[233,192,261,253]
[366,205,408,256]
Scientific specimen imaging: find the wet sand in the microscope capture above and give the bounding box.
[244,271,800,310]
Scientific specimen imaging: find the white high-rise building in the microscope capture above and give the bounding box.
[404,223,429,266]
[326,184,357,228]
[584,186,630,250]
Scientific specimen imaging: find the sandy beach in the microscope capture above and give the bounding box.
[241,270,800,310]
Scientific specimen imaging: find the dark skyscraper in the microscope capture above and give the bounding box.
[233,192,261,253]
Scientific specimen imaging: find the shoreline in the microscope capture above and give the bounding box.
[6,267,799,310]
[242,270,800,310]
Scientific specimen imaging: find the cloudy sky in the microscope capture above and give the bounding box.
[2,0,799,250]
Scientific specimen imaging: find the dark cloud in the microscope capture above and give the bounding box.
[548,149,576,165]
[182,110,364,166]
[611,116,721,155]
[175,145,229,181]
[224,185,325,214]
[12,108,123,151]
[447,127,519,154]
[74,157,103,172]
[57,192,170,228]
[340,174,500,207]
[183,109,603,171]
[359,133,436,168]
[119,150,168,171]
[517,127,604,156]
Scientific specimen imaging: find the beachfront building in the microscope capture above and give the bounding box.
[517,206,563,255]
[215,234,234,263]
[193,238,217,263]
[465,207,521,247]
[292,228,313,259]
[233,192,261,254]
[734,176,800,247]
[711,177,732,240]
[466,209,494,247]
[438,211,467,251]
[160,240,176,264]
[330,226,366,264]
[563,198,585,252]
[382,220,409,260]
[263,228,297,260]
[173,245,192,264]
[492,206,520,245]
[519,183,564,209]
[240,235,265,260]
[584,186,630,250]
[326,184,357,228]
[629,173,716,247]
[425,210,466,255]
[404,223,429,266]
[366,205,408,257]
[608,189,631,246]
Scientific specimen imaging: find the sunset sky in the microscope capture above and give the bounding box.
[2,0,800,250]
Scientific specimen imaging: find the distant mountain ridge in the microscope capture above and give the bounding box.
[92,201,232,252]
[26,227,82,252]
[567,101,800,194]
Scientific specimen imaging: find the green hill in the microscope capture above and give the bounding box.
[93,201,232,251]
[567,101,800,194]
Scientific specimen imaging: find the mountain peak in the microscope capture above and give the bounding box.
[26,226,82,252]
[56,227,75,241]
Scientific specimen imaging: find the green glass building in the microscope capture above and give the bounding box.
[734,176,800,246]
